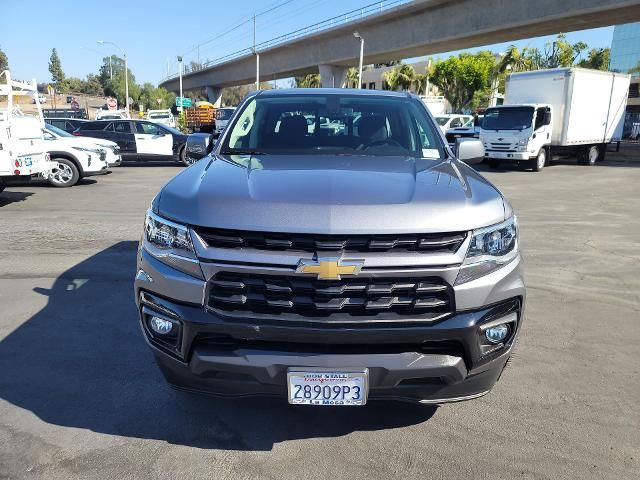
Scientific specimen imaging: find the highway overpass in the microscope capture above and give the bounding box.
[159,0,640,104]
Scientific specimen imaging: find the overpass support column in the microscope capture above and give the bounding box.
[206,86,223,107]
[318,65,348,88]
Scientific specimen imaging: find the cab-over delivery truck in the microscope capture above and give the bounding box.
[481,68,630,171]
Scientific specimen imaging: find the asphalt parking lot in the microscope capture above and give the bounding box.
[0,151,639,480]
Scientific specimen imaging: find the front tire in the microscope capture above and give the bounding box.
[179,146,192,166]
[48,158,79,187]
[531,148,547,172]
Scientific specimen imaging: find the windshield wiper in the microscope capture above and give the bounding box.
[220,148,266,155]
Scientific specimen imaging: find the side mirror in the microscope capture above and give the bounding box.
[455,138,484,164]
[544,111,552,125]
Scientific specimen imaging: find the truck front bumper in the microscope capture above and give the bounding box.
[485,151,531,161]
[135,252,525,405]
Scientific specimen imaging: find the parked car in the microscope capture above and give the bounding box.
[45,117,89,134]
[214,107,236,136]
[135,88,523,407]
[42,124,110,187]
[445,115,484,151]
[73,119,188,164]
[96,110,128,121]
[146,109,176,128]
[434,114,473,133]
[45,124,121,167]
[42,108,88,120]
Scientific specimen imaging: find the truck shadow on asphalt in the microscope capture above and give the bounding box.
[0,241,436,451]
[0,191,34,207]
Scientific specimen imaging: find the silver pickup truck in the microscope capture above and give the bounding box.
[135,88,525,406]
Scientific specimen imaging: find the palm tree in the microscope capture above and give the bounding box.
[346,67,359,88]
[383,63,416,91]
[295,74,321,88]
[497,45,532,74]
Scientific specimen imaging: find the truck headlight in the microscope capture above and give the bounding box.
[72,146,102,154]
[515,138,528,152]
[143,210,203,278]
[455,216,518,285]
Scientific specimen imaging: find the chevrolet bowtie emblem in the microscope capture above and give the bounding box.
[296,257,364,280]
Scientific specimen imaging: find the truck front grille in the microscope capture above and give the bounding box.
[208,272,454,320]
[194,228,466,253]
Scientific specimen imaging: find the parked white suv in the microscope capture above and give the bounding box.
[96,109,128,121]
[146,109,176,128]
[434,114,473,133]
[42,124,109,187]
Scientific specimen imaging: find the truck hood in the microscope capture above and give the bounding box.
[49,137,117,149]
[156,154,506,234]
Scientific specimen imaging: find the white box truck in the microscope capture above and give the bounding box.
[480,68,630,171]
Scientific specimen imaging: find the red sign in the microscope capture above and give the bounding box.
[107,97,117,110]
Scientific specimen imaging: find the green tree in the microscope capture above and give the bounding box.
[429,51,496,112]
[82,74,104,96]
[577,48,611,71]
[498,45,534,73]
[294,74,321,88]
[98,55,125,88]
[222,82,272,105]
[104,69,140,108]
[346,67,359,88]
[0,46,8,72]
[48,48,65,85]
[383,63,416,91]
[139,83,174,110]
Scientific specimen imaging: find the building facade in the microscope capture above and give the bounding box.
[610,22,640,73]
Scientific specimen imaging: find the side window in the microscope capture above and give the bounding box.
[534,108,547,130]
[114,121,130,133]
[414,118,432,149]
[450,117,462,128]
[103,123,115,132]
[135,122,160,135]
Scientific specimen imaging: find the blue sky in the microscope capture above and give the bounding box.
[0,0,614,86]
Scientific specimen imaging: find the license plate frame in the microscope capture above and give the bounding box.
[287,368,369,406]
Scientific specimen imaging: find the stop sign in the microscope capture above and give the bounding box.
[107,97,117,110]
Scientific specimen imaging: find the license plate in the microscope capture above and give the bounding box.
[23,157,32,166]
[287,369,368,406]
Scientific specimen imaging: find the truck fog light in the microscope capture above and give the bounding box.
[485,324,509,344]
[149,316,174,335]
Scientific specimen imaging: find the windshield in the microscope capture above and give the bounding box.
[216,108,235,120]
[149,113,171,119]
[98,115,122,120]
[45,124,72,137]
[435,117,450,126]
[483,107,534,130]
[222,93,443,158]
[161,125,182,136]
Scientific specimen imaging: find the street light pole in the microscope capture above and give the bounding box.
[177,56,183,112]
[253,15,260,90]
[353,32,364,89]
[97,40,129,115]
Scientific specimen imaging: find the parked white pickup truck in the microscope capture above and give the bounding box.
[0,70,51,193]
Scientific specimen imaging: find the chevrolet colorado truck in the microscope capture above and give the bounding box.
[135,88,525,406]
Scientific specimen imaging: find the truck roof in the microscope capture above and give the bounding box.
[257,88,410,98]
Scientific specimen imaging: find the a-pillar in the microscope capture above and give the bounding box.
[206,86,222,107]
[318,65,348,88]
